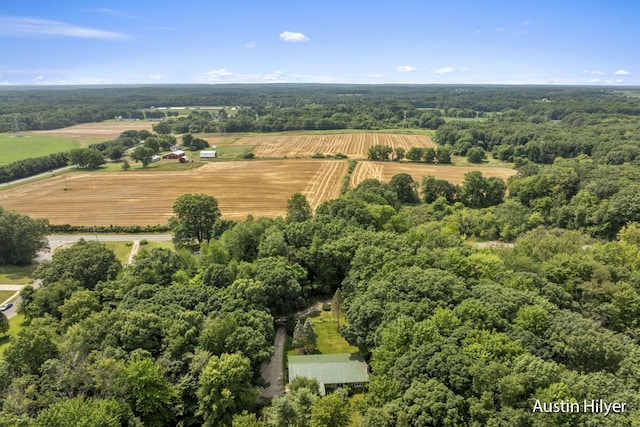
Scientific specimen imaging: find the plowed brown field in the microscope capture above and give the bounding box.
[351,161,517,187]
[0,160,347,226]
[234,133,436,158]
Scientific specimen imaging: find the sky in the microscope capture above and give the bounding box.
[1,0,639,86]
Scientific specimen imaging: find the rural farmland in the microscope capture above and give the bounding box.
[350,161,518,188]
[26,121,155,144]
[0,160,347,225]
[233,133,436,158]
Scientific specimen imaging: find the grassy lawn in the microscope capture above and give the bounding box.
[0,265,36,285]
[0,134,80,165]
[0,290,18,302]
[450,155,516,169]
[311,310,358,354]
[102,241,135,264]
[94,159,206,172]
[349,393,365,426]
[213,145,255,159]
[0,314,27,357]
[138,241,174,252]
[287,309,357,356]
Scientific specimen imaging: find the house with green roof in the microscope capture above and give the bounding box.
[288,353,369,395]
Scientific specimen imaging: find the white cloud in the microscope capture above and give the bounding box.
[204,69,233,80]
[520,20,533,25]
[244,41,257,48]
[395,65,417,72]
[368,73,383,79]
[435,66,455,74]
[614,69,630,76]
[590,70,606,75]
[587,78,612,84]
[0,16,130,40]
[279,31,309,42]
[495,27,506,32]
[33,75,44,81]
[199,69,346,84]
[147,74,163,80]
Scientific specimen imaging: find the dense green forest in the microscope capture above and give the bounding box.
[4,181,640,425]
[3,84,640,132]
[2,84,640,425]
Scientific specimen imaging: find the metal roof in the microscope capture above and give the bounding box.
[288,353,369,386]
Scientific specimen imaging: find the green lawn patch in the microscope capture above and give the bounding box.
[0,291,17,303]
[349,393,365,427]
[0,314,27,357]
[95,159,206,172]
[102,241,134,264]
[0,134,80,165]
[310,310,358,354]
[214,145,255,159]
[138,241,174,252]
[0,265,36,285]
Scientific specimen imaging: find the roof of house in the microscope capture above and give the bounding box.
[288,353,369,387]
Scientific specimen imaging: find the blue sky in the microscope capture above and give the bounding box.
[1,0,639,85]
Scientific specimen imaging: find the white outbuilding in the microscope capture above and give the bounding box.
[200,150,217,159]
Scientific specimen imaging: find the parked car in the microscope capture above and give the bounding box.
[0,303,13,311]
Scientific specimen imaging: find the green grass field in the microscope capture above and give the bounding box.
[0,265,36,285]
[102,241,134,264]
[210,145,255,159]
[0,314,27,357]
[0,134,80,165]
[138,241,174,252]
[310,310,358,354]
[0,291,16,303]
[288,309,357,355]
[95,158,206,172]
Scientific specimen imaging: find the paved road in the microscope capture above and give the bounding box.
[0,165,77,189]
[3,233,173,320]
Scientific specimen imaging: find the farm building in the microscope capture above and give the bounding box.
[162,150,186,159]
[151,155,161,163]
[200,150,217,159]
[288,353,369,395]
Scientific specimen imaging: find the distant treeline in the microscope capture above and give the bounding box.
[3,84,640,132]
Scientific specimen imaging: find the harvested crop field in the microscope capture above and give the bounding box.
[233,133,436,158]
[0,160,347,226]
[26,121,155,144]
[351,161,517,187]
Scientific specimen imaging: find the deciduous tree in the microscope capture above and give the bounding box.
[170,193,221,246]
[196,353,257,427]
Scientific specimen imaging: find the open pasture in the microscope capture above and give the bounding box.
[233,133,436,158]
[351,161,517,187]
[26,121,155,145]
[0,160,346,226]
[0,134,79,165]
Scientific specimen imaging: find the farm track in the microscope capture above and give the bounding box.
[303,161,347,211]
